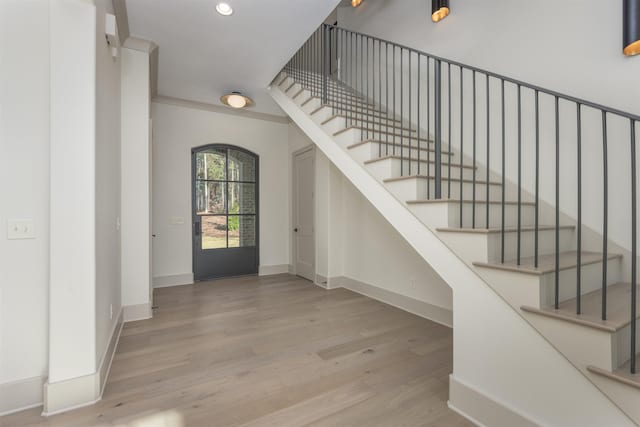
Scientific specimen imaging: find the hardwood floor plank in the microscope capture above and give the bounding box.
[0,274,470,427]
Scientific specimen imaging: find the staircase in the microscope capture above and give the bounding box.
[271,24,640,426]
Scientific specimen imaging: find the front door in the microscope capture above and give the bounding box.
[192,145,259,280]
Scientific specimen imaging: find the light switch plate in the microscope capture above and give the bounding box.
[7,219,35,239]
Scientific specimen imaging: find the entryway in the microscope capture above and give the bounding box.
[192,144,259,280]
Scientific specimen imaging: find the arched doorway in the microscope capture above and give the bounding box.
[191,144,259,280]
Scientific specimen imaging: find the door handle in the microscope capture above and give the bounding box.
[294,228,298,232]
[194,221,201,235]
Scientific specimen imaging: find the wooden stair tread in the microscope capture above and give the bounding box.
[322,114,405,126]
[364,155,473,169]
[384,175,501,186]
[521,283,640,332]
[588,356,640,390]
[407,199,533,205]
[473,251,622,275]
[335,126,426,140]
[348,140,454,156]
[437,225,574,234]
[301,95,377,109]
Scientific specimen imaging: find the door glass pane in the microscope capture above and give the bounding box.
[228,183,256,214]
[201,216,227,249]
[228,149,256,182]
[228,215,256,248]
[196,182,226,214]
[196,148,226,180]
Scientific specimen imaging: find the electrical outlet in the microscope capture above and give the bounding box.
[110,304,113,320]
[116,217,121,231]
[409,277,416,287]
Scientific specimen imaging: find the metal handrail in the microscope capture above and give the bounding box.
[280,23,638,375]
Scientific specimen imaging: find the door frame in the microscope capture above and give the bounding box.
[191,143,260,280]
[291,145,315,280]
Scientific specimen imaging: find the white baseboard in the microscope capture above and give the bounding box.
[315,274,328,288]
[448,375,541,427]
[123,302,152,322]
[98,308,123,397]
[42,308,125,416]
[153,273,194,288]
[329,276,453,328]
[288,264,295,274]
[43,374,99,416]
[0,376,46,416]
[258,264,289,276]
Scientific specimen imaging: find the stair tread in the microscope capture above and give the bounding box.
[322,114,407,126]
[407,199,533,205]
[364,155,474,169]
[348,140,454,156]
[384,175,501,186]
[335,127,426,140]
[521,283,640,332]
[473,251,622,275]
[302,95,377,109]
[311,105,400,121]
[437,225,574,234]
[588,356,640,390]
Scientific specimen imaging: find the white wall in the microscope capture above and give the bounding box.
[0,0,50,390]
[151,101,290,282]
[338,0,640,279]
[95,0,122,368]
[288,124,453,318]
[121,46,152,315]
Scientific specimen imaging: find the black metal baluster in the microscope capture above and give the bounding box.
[501,79,506,263]
[631,119,637,374]
[360,34,364,141]
[472,71,477,227]
[417,55,421,176]
[576,103,582,314]
[434,59,442,199]
[485,74,490,228]
[408,51,412,176]
[517,85,522,265]
[602,111,609,320]
[393,45,396,156]
[459,67,464,224]
[386,42,389,155]
[555,96,560,310]
[427,58,431,199]
[378,39,382,158]
[534,91,540,268]
[448,63,452,198]
[400,48,404,163]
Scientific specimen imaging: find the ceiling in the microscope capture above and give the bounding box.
[126,0,342,116]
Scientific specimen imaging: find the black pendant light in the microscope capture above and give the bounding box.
[624,0,640,56]
[432,0,449,22]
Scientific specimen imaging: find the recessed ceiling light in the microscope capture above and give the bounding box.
[220,92,253,109]
[216,2,233,16]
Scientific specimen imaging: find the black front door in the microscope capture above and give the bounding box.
[192,145,259,280]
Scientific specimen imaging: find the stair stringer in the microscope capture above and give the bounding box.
[269,84,637,427]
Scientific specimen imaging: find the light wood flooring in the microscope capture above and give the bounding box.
[1,274,472,427]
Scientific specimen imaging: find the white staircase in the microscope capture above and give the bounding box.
[271,69,640,426]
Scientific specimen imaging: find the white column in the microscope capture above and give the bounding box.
[120,45,153,320]
[46,0,98,413]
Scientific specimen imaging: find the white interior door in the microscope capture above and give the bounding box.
[293,148,315,281]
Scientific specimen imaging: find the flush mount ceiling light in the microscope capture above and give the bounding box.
[351,0,363,7]
[624,0,640,56]
[215,2,233,16]
[432,0,449,22]
[220,92,254,109]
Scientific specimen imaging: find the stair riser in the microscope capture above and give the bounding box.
[334,127,428,146]
[409,202,538,229]
[439,228,575,264]
[385,178,507,203]
[348,142,438,165]
[322,116,411,136]
[366,157,475,182]
[325,113,405,127]
[615,322,640,369]
[476,257,622,309]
